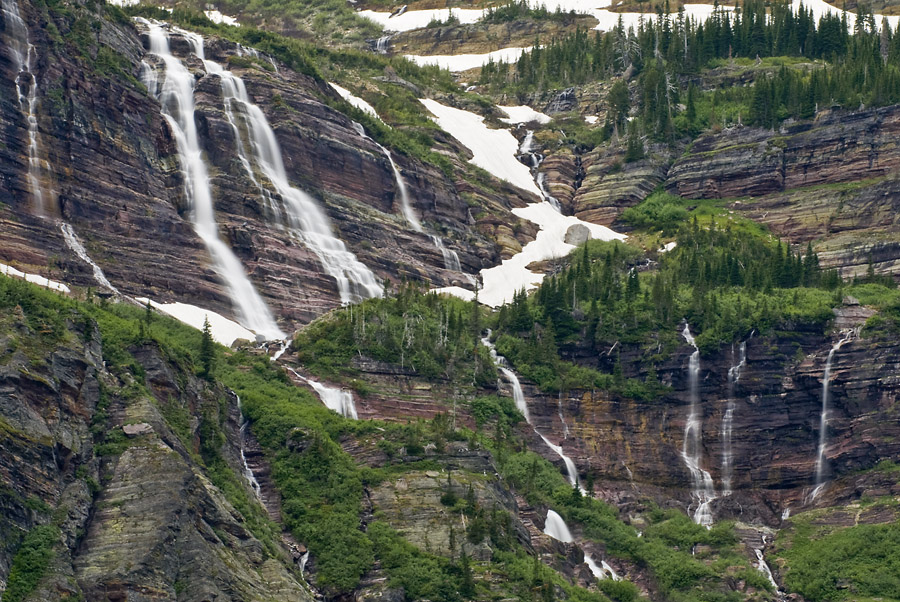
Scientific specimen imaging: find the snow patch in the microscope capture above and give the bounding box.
[204,10,240,26]
[358,8,483,32]
[405,47,529,72]
[478,202,625,307]
[584,115,599,124]
[498,105,552,125]
[0,262,71,293]
[329,82,382,121]
[136,297,258,346]
[420,98,541,197]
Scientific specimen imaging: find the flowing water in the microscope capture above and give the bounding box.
[192,43,381,306]
[681,324,717,527]
[287,367,358,419]
[60,223,119,294]
[482,331,583,490]
[235,394,262,499]
[721,337,748,496]
[544,509,620,581]
[518,130,561,212]
[139,20,284,340]
[354,122,469,280]
[2,0,50,214]
[810,331,854,501]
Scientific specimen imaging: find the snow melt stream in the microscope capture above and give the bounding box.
[424,100,624,306]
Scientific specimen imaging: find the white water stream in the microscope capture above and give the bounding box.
[235,394,262,499]
[721,337,748,496]
[139,20,284,340]
[543,509,620,581]
[810,331,854,501]
[2,0,48,215]
[59,223,119,294]
[681,324,717,527]
[191,45,381,306]
[288,367,358,419]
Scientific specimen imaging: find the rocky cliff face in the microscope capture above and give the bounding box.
[522,321,900,526]
[0,301,312,600]
[664,107,900,278]
[1,0,527,335]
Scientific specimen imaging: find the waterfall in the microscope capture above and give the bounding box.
[543,509,573,542]
[377,143,422,233]
[754,536,779,590]
[810,331,854,501]
[193,41,381,305]
[518,130,560,212]
[721,337,748,496]
[288,367,358,419]
[60,223,119,294]
[2,0,50,214]
[544,510,620,581]
[375,34,393,54]
[139,20,284,340]
[482,331,585,491]
[235,394,262,499]
[558,392,570,439]
[681,324,717,527]
[353,120,471,282]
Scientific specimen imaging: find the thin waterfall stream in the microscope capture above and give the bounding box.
[350,121,471,283]
[287,367,358,419]
[810,330,854,502]
[681,324,717,527]
[721,335,749,496]
[2,0,48,215]
[138,19,284,340]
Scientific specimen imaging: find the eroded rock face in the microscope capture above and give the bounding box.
[665,107,900,278]
[523,328,900,525]
[1,2,514,336]
[0,309,311,601]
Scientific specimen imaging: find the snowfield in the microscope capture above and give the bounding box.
[136,297,259,346]
[1,262,71,293]
[420,98,542,197]
[498,105,552,125]
[329,83,382,121]
[405,47,530,72]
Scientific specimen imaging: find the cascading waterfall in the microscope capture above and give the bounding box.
[287,367,358,419]
[185,34,381,306]
[235,394,262,499]
[3,0,51,215]
[482,331,584,490]
[351,121,471,282]
[810,330,854,501]
[518,129,561,212]
[543,509,620,581]
[375,34,393,54]
[681,324,717,527]
[754,535,779,590]
[378,143,422,233]
[60,223,119,294]
[721,337,748,496]
[139,20,284,340]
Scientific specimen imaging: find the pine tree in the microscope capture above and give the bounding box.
[199,316,215,379]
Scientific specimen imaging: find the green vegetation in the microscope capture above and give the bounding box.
[481,1,900,141]
[293,281,497,387]
[492,192,894,393]
[775,503,900,601]
[482,0,581,24]
[3,524,60,602]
